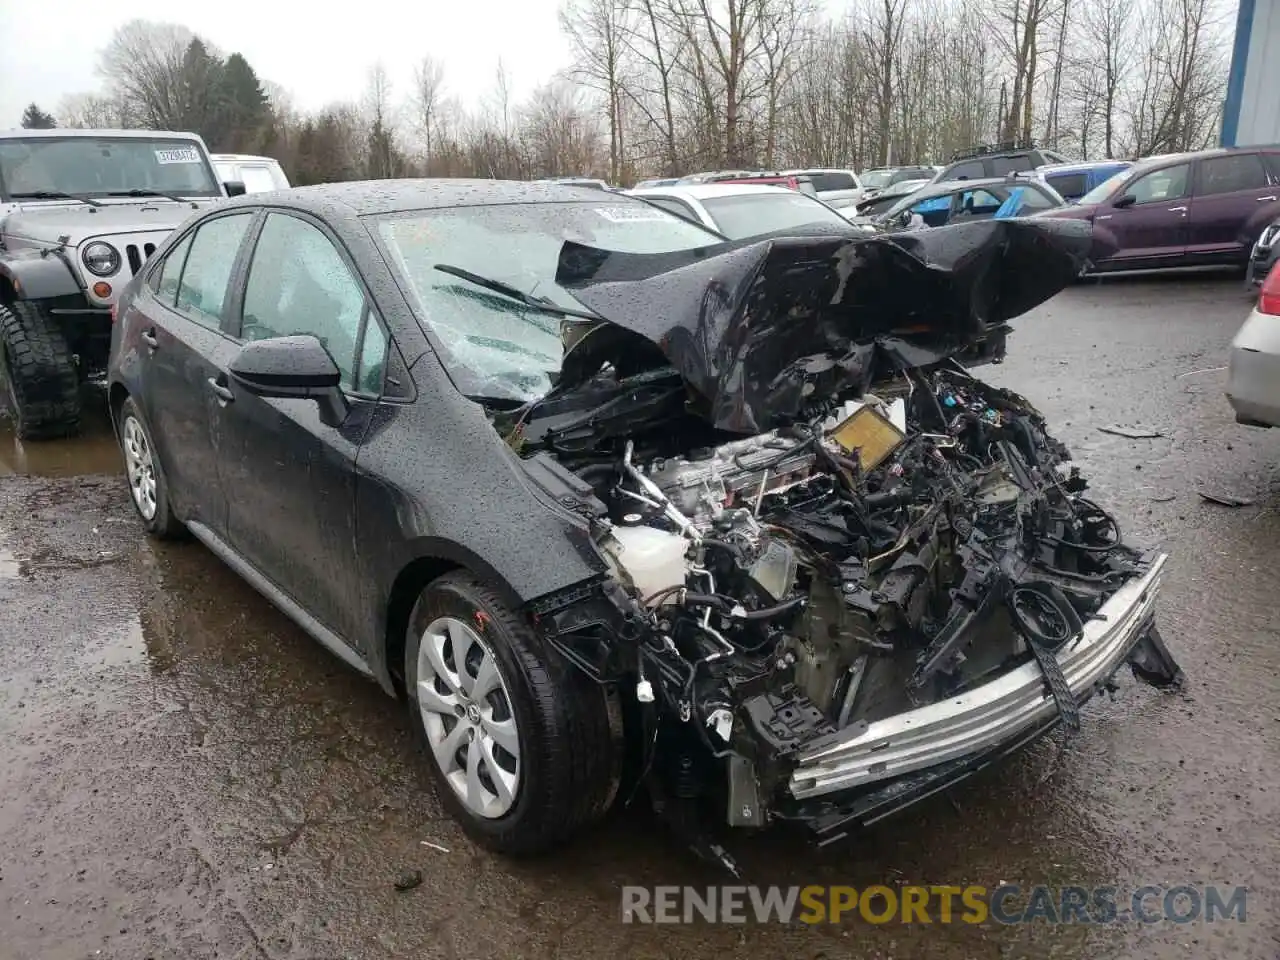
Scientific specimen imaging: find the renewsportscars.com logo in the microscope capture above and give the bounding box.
[620,884,1249,925]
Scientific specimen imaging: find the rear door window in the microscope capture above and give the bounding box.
[174,213,255,330]
[990,155,1034,176]
[1196,153,1269,196]
[1263,153,1280,182]
[945,160,986,180]
[810,172,857,191]
[1020,185,1060,210]
[956,189,1004,216]
[1047,172,1088,199]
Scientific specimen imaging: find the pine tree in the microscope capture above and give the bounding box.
[20,103,57,129]
[218,53,270,151]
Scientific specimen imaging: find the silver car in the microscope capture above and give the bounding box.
[1226,262,1280,427]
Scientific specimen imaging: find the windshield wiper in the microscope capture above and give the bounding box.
[108,188,192,204]
[433,263,601,321]
[9,191,101,208]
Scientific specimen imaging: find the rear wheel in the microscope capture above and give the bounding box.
[405,571,621,855]
[0,300,82,440]
[116,396,185,539]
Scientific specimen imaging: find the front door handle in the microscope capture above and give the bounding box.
[141,329,159,349]
[1257,195,1277,202]
[207,378,235,404]
[1168,206,1188,213]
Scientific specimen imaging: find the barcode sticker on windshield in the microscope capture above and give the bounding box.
[594,206,674,222]
[155,147,202,165]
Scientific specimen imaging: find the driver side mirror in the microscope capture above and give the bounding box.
[229,335,349,426]
[223,180,247,197]
[1113,194,1137,209]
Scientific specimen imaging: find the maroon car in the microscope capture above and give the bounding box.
[1034,147,1280,273]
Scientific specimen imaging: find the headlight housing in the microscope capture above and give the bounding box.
[81,241,121,277]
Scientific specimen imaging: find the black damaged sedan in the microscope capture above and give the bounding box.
[107,180,1182,868]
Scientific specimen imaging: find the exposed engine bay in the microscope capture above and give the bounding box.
[496,221,1183,869]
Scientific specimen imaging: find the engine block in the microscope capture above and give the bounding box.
[644,432,818,526]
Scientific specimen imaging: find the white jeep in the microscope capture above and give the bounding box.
[0,129,243,439]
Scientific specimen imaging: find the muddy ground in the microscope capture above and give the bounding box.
[1,274,1278,960]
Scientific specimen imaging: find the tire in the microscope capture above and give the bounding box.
[115,396,185,539]
[0,300,82,440]
[405,571,621,855]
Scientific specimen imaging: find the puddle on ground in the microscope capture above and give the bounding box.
[80,614,149,670]
[0,542,18,578]
[0,402,122,478]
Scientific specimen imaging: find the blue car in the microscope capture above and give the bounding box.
[1035,160,1134,202]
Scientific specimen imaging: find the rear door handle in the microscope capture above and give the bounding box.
[1257,195,1277,202]
[141,329,159,349]
[207,378,235,404]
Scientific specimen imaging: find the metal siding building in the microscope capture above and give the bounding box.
[1222,0,1280,147]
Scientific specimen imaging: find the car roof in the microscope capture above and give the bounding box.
[213,178,641,218]
[629,183,796,200]
[1037,159,1132,174]
[0,128,204,141]
[779,168,854,175]
[911,176,1023,198]
[211,153,282,164]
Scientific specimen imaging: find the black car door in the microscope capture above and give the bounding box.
[214,210,389,649]
[135,211,257,535]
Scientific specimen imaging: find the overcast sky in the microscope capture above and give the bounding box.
[0,0,578,127]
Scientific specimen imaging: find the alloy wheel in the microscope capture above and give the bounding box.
[416,616,521,819]
[122,415,158,520]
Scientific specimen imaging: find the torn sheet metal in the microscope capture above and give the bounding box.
[554,218,1095,434]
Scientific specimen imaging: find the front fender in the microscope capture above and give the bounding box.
[0,251,83,301]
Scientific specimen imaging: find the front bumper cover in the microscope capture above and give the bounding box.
[788,553,1168,801]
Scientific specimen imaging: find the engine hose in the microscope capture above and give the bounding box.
[683,593,804,623]
[700,538,746,564]
[730,596,805,621]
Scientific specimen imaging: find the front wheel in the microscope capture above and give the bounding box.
[0,300,81,440]
[405,571,621,855]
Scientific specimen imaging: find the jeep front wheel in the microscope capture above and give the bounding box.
[0,300,82,440]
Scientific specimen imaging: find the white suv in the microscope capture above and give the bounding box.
[211,154,290,194]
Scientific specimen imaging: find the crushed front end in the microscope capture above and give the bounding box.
[509,219,1182,864]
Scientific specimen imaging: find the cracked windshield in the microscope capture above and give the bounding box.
[375,200,717,402]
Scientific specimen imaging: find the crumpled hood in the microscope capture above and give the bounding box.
[1,200,213,247]
[554,217,1095,434]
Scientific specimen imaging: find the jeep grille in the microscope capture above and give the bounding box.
[125,242,158,275]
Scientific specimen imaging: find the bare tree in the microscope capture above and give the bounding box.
[561,0,633,181]
[1081,0,1135,155]
[862,0,910,165]
[623,0,685,174]
[364,63,397,178]
[97,20,198,129]
[412,55,447,167]
[522,80,606,175]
